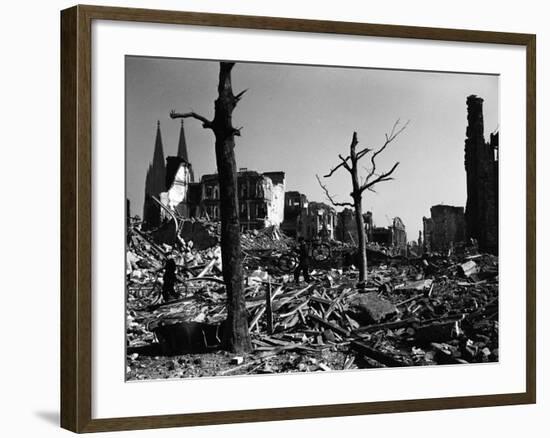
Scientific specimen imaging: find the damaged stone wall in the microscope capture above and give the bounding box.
[464,95,498,254]
[424,205,466,253]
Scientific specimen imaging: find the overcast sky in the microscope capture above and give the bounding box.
[126,56,498,239]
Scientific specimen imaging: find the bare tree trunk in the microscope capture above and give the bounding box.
[317,124,407,286]
[212,63,252,354]
[353,193,368,283]
[350,144,367,283]
[170,63,251,353]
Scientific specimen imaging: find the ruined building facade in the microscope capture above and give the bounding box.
[423,205,465,253]
[281,191,309,237]
[372,217,407,252]
[464,95,499,254]
[142,121,166,230]
[200,170,286,231]
[298,201,337,240]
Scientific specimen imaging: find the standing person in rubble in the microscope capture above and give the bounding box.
[162,252,179,302]
[294,237,311,283]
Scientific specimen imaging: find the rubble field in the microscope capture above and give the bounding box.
[126,221,498,380]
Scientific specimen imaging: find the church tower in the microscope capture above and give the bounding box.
[176,119,194,182]
[142,121,166,229]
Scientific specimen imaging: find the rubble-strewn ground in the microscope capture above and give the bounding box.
[126,221,498,380]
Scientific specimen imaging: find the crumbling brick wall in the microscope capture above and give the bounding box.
[464,95,498,254]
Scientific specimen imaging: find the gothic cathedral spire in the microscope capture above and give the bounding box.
[142,120,166,229]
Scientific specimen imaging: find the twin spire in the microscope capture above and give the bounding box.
[152,119,190,162]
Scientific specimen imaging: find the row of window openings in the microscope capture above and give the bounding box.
[205,203,267,220]
[204,184,265,200]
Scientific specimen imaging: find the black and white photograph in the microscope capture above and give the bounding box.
[125,57,499,380]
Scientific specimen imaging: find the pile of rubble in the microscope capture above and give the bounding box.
[126,223,499,379]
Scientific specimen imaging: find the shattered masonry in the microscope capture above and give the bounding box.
[464,95,499,254]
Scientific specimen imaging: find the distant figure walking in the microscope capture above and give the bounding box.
[294,237,311,283]
[162,253,178,302]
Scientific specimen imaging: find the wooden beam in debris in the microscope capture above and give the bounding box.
[349,340,407,368]
[266,280,273,335]
[308,314,407,367]
[308,314,350,337]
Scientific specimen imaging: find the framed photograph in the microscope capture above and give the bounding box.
[60,4,536,433]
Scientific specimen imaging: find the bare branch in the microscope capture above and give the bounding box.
[338,154,352,172]
[234,89,248,102]
[356,146,372,161]
[170,110,213,129]
[360,162,400,193]
[364,119,409,183]
[323,132,358,178]
[316,174,354,208]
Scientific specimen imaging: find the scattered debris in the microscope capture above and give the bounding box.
[126,220,498,380]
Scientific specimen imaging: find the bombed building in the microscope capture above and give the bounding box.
[200,170,286,231]
[281,191,308,237]
[298,201,337,240]
[371,217,407,253]
[464,95,498,254]
[335,209,373,245]
[141,120,286,232]
[423,205,466,253]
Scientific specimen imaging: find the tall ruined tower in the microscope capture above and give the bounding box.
[464,95,498,254]
[142,121,166,230]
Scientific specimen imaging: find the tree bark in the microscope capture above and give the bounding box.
[211,63,252,354]
[350,152,367,283]
[353,193,367,283]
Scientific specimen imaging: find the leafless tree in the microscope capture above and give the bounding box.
[170,62,251,353]
[317,120,408,284]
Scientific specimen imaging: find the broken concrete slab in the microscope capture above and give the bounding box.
[348,292,398,324]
